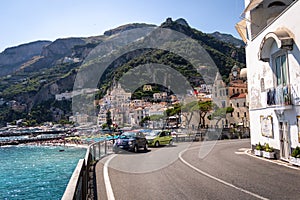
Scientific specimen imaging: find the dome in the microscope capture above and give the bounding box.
[240,68,247,78]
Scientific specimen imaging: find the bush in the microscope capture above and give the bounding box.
[264,143,274,152]
[256,142,263,150]
[291,146,300,158]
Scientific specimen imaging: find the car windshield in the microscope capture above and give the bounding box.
[120,132,136,139]
[148,130,160,137]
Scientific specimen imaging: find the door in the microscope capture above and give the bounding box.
[279,121,290,160]
[159,131,167,145]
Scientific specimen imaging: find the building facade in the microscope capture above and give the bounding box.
[237,0,300,161]
[210,67,249,129]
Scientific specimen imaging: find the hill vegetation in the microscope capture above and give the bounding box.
[0,18,245,126]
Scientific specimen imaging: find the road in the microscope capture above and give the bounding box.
[95,139,300,200]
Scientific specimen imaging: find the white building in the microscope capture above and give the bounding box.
[237,0,300,161]
[97,84,132,127]
[70,113,89,124]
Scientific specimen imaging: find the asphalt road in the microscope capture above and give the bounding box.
[95,139,300,200]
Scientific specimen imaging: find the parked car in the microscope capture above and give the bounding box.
[113,131,148,153]
[145,130,173,147]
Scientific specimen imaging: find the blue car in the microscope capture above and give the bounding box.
[113,131,148,153]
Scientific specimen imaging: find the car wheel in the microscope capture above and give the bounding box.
[144,143,148,151]
[155,141,160,147]
[134,145,139,153]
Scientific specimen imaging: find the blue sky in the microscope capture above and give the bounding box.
[0,0,245,52]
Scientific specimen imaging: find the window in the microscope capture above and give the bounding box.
[274,54,288,86]
[243,102,246,107]
[244,112,247,117]
[233,89,235,94]
[221,101,226,108]
[237,103,239,108]
[237,112,240,118]
[160,131,166,137]
[268,1,286,8]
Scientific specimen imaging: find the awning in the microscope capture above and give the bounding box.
[235,19,247,43]
[243,0,263,13]
[259,30,293,62]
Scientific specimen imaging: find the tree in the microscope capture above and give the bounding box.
[101,123,108,129]
[140,116,150,127]
[181,101,199,129]
[150,114,165,121]
[197,101,213,129]
[165,103,182,117]
[106,110,113,131]
[207,106,234,127]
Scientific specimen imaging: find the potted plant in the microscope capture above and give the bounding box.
[254,142,263,157]
[262,143,275,159]
[290,146,300,166]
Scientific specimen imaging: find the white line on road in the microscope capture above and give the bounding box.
[179,149,269,200]
[103,154,117,200]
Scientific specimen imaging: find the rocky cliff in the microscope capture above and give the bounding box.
[104,23,156,36]
[0,40,51,76]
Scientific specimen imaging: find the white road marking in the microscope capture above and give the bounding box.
[179,148,269,200]
[238,148,249,151]
[103,154,117,200]
[234,151,245,155]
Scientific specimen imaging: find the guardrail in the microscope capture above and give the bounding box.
[174,128,250,142]
[62,140,113,200]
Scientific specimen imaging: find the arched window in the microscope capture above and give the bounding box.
[268,1,286,8]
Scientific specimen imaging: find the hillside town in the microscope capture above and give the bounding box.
[64,65,249,134]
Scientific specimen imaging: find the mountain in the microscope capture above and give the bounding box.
[210,31,245,47]
[0,18,245,126]
[104,23,157,36]
[0,41,51,77]
[174,18,189,27]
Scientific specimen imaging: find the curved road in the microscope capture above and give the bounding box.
[95,139,300,200]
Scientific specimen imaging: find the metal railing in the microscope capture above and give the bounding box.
[267,85,291,106]
[62,140,113,200]
[174,128,250,142]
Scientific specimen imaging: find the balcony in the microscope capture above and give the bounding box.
[267,85,292,106]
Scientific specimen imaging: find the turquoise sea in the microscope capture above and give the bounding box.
[0,145,86,199]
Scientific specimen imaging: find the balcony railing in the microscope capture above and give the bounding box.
[267,85,292,106]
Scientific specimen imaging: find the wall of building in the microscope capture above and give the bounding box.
[246,1,300,150]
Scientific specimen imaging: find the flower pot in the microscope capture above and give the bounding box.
[254,149,263,157]
[290,157,300,166]
[263,151,275,159]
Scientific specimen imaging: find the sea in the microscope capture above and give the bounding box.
[0,145,86,199]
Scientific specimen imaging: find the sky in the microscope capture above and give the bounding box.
[0,0,245,52]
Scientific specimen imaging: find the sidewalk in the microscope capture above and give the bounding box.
[245,149,300,171]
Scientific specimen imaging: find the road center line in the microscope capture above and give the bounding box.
[178,149,269,200]
[103,154,117,200]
